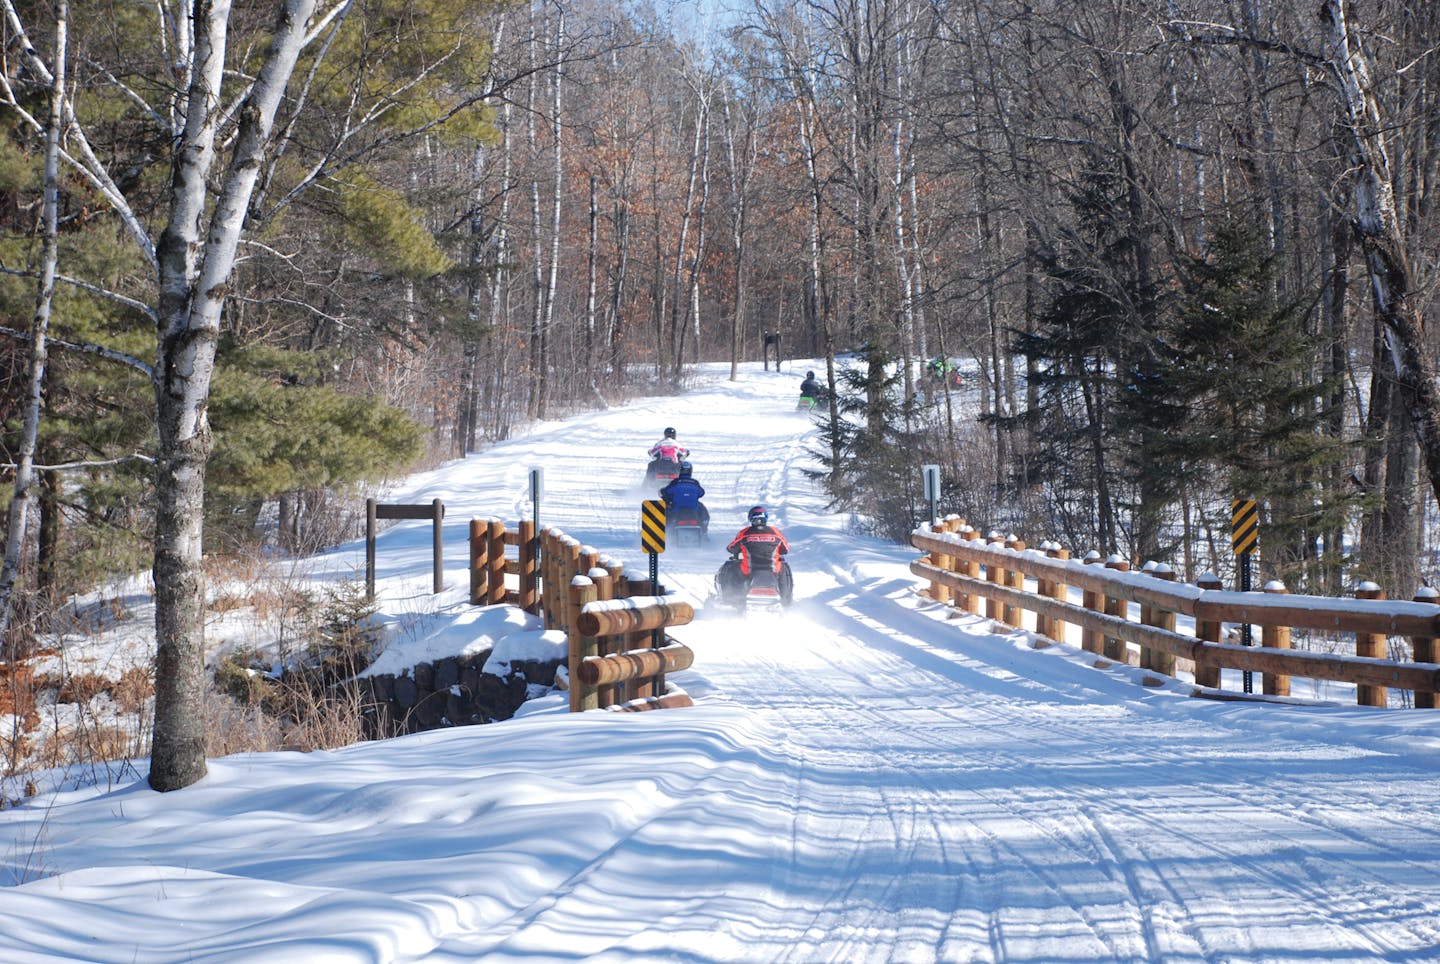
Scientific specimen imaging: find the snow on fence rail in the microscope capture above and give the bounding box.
[912,517,1440,709]
[468,519,694,713]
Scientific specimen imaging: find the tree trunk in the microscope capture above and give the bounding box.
[1321,0,1440,517]
[0,0,65,658]
[150,0,316,793]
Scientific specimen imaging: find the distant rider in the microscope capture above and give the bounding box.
[719,505,793,604]
[646,426,689,483]
[660,461,710,536]
[799,370,824,402]
[648,426,689,464]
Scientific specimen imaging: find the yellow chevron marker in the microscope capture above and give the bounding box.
[1231,499,1258,556]
[641,499,666,554]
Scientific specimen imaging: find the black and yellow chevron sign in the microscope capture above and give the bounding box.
[640,499,666,554]
[1231,499,1259,556]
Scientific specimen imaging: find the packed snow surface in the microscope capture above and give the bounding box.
[3,362,1440,962]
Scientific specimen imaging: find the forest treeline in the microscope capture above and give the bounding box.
[2,1,1438,776]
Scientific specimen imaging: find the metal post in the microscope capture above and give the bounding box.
[365,497,377,600]
[1240,555,1253,694]
[432,498,444,594]
[530,467,543,607]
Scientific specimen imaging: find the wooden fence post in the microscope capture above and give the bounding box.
[1103,555,1131,663]
[944,517,965,611]
[1262,580,1291,697]
[1004,538,1026,629]
[625,575,655,699]
[1356,582,1387,707]
[590,567,617,708]
[1081,551,1104,654]
[569,576,599,712]
[469,519,486,605]
[486,518,506,605]
[1195,573,1223,689]
[1045,543,1070,644]
[929,522,950,604]
[985,532,1005,622]
[964,528,983,614]
[517,519,537,613]
[1143,564,1177,676]
[1413,586,1438,709]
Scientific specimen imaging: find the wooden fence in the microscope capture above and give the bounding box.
[468,519,695,713]
[912,517,1440,709]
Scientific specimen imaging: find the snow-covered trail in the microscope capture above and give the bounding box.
[388,366,1440,961]
[5,362,1440,962]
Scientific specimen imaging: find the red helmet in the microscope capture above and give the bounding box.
[748,505,767,527]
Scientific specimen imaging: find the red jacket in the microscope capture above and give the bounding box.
[727,524,790,575]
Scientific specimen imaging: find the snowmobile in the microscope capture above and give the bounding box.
[712,552,792,614]
[644,456,682,489]
[668,508,706,549]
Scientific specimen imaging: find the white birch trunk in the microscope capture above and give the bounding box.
[149,0,317,792]
[1321,0,1440,515]
[0,0,66,656]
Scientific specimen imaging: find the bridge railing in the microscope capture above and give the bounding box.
[912,518,1440,709]
[469,519,694,713]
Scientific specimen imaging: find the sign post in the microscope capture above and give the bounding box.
[530,466,543,567]
[640,500,667,651]
[922,464,941,526]
[1231,498,1259,694]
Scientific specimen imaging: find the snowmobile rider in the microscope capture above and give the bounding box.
[648,426,689,465]
[799,370,824,402]
[719,505,794,604]
[660,461,710,535]
[646,426,690,484]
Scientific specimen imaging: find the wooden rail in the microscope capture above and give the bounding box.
[468,518,696,714]
[912,521,1440,708]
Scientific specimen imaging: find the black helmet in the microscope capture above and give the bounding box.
[679,461,692,478]
[807,371,815,379]
[748,505,767,527]
[664,427,676,439]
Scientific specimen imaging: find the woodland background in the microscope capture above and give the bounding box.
[3,0,1439,651]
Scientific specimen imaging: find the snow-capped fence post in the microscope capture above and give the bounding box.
[1194,573,1224,688]
[1044,544,1071,643]
[1355,583,1387,707]
[569,576,599,712]
[1081,552,1105,655]
[1103,556,1132,663]
[589,566,617,707]
[518,519,538,613]
[1262,582,1291,697]
[558,537,582,633]
[1142,565,1178,676]
[1412,586,1438,709]
[927,522,951,605]
[543,529,567,630]
[1004,538,1026,628]
[944,518,967,613]
[985,532,1005,622]
[963,527,983,614]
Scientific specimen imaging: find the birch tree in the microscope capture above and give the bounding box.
[1320,0,1440,517]
[0,0,66,655]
